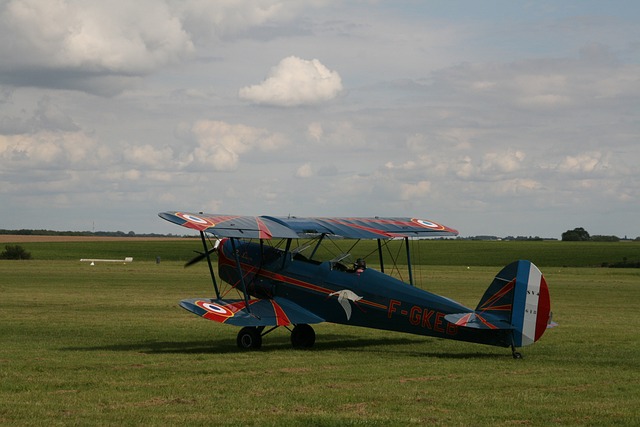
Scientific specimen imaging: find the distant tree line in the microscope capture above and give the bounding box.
[561,227,639,242]
[459,236,551,241]
[0,229,189,238]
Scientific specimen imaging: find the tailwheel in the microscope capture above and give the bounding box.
[237,327,262,350]
[511,345,522,359]
[291,324,315,349]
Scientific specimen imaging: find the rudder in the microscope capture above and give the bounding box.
[476,260,551,347]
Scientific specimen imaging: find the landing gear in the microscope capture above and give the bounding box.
[511,345,522,359]
[237,327,263,350]
[291,324,315,349]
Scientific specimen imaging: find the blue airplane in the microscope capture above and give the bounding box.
[159,212,553,358]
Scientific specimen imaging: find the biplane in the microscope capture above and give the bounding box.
[159,212,553,358]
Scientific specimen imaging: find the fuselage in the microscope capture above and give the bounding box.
[218,239,512,347]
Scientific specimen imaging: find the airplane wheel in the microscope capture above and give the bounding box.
[291,324,315,349]
[237,327,262,350]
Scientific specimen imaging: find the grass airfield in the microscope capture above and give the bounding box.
[1,240,639,425]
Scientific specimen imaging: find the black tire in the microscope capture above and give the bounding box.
[291,324,315,349]
[237,327,262,350]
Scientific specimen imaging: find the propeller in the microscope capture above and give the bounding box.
[184,239,221,267]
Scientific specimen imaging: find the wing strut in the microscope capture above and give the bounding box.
[310,234,326,260]
[282,238,292,269]
[377,239,385,274]
[230,238,253,315]
[200,231,221,299]
[405,237,414,287]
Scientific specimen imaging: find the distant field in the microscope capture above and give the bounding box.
[1,249,638,425]
[2,237,639,267]
[0,235,193,243]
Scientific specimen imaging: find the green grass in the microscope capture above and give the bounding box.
[7,238,640,267]
[1,242,640,425]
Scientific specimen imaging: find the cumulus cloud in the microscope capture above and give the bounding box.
[0,131,104,170]
[558,151,609,175]
[493,178,542,195]
[307,122,324,141]
[0,0,194,93]
[307,121,366,149]
[177,0,297,43]
[239,56,343,106]
[452,150,526,181]
[385,160,417,171]
[123,144,174,168]
[481,150,526,175]
[295,162,313,178]
[185,120,288,171]
[400,180,431,200]
[0,96,79,134]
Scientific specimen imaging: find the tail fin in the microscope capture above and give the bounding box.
[476,260,551,347]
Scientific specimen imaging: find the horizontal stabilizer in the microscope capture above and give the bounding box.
[445,312,511,330]
[180,297,324,327]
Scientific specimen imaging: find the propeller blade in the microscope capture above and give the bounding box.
[184,239,221,267]
[184,251,206,267]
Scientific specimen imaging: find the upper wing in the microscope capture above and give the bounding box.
[159,211,458,239]
[158,212,299,239]
[271,216,458,239]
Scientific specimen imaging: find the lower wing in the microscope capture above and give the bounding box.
[180,297,324,327]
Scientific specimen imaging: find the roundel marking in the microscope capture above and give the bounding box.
[196,300,235,318]
[177,213,208,224]
[412,218,444,230]
[176,212,216,228]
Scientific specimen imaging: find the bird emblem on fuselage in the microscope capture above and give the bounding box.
[329,289,363,320]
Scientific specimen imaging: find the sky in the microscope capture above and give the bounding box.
[1,0,639,238]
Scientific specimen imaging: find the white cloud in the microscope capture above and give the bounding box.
[0,0,252,95]
[307,122,324,141]
[177,0,296,42]
[295,162,313,178]
[186,120,288,171]
[239,56,343,106]
[400,180,431,200]
[123,144,174,168]
[455,156,474,180]
[1,0,194,74]
[493,178,541,195]
[481,150,526,175]
[310,121,366,149]
[558,151,607,174]
[0,131,103,169]
[385,160,417,171]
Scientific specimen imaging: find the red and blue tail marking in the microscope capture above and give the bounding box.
[446,260,552,348]
[509,260,550,346]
